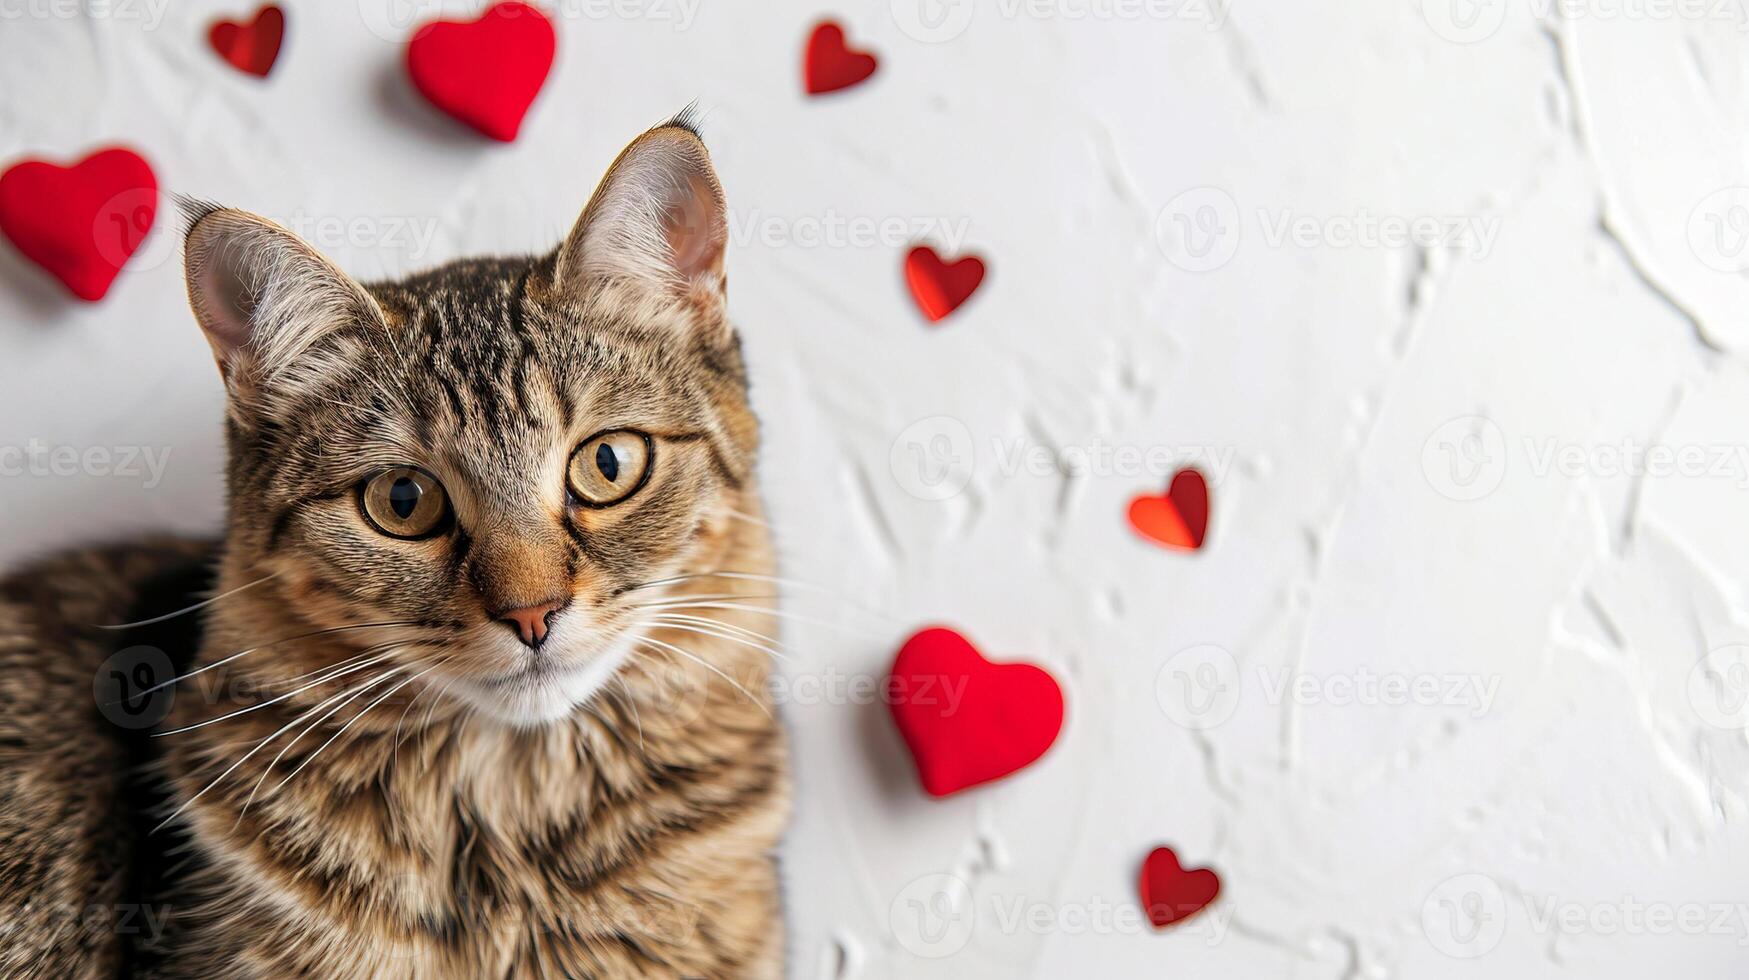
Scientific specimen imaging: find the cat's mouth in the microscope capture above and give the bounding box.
[444,621,640,727]
[478,654,579,688]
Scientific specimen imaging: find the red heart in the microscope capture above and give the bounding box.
[209,5,284,78]
[1138,846,1221,929]
[904,246,985,322]
[0,147,157,302]
[406,1,556,142]
[1128,468,1210,551]
[887,627,1064,798]
[804,22,878,95]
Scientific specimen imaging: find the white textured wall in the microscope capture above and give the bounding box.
[5,1,1749,976]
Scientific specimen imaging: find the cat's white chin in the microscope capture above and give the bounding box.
[450,638,636,728]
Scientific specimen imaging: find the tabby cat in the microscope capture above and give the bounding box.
[0,116,790,978]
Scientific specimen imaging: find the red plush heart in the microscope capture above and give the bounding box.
[804,22,877,95]
[406,1,555,142]
[1128,468,1210,551]
[0,147,157,302]
[904,246,985,322]
[209,5,284,78]
[1138,846,1221,929]
[888,626,1064,798]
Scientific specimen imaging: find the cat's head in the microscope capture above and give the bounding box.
[181,118,762,726]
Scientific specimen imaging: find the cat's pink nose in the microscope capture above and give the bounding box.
[498,601,564,649]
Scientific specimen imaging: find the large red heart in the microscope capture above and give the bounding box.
[1128,468,1210,551]
[904,246,985,322]
[0,147,157,302]
[804,22,877,95]
[406,1,555,142]
[1138,846,1221,929]
[209,5,284,78]
[887,627,1064,798]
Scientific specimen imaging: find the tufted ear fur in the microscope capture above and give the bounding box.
[553,114,728,318]
[181,199,386,411]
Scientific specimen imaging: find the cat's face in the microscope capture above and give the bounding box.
[184,121,758,725]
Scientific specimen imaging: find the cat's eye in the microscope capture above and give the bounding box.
[567,430,654,507]
[360,467,451,539]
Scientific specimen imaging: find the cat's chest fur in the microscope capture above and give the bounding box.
[130,568,789,979]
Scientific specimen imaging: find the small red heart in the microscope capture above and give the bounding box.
[406,1,556,142]
[904,246,985,322]
[804,22,878,95]
[209,5,284,78]
[887,626,1064,798]
[1128,468,1210,551]
[1138,846,1221,929]
[0,147,157,302]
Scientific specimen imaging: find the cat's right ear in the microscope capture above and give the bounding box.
[181,199,384,397]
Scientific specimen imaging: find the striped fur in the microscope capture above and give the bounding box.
[0,121,789,978]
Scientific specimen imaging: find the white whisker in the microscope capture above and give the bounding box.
[268,659,447,795]
[152,662,409,835]
[94,572,282,630]
[644,601,877,638]
[237,661,413,824]
[610,676,646,752]
[634,636,771,719]
[152,650,400,737]
[645,616,792,662]
[646,612,787,650]
[118,620,419,702]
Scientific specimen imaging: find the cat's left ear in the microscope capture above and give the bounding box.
[553,116,728,319]
[181,201,385,383]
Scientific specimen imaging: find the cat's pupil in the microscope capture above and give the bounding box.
[596,443,620,483]
[388,477,421,520]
